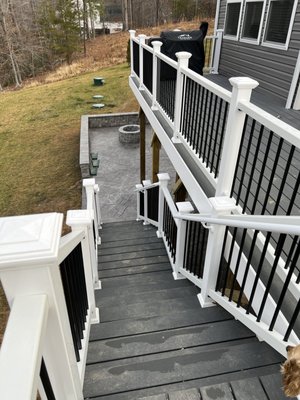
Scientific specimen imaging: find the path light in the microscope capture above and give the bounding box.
[92,103,105,109]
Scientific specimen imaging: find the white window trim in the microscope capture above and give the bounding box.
[262,0,298,51]
[240,0,267,45]
[223,0,243,41]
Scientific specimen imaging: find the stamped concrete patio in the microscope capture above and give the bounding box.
[88,122,176,222]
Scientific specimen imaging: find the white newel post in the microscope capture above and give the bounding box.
[216,77,259,197]
[173,201,194,280]
[83,178,101,246]
[172,51,191,143]
[67,210,101,291]
[138,34,147,90]
[129,30,136,77]
[156,173,170,238]
[94,184,102,230]
[151,41,163,110]
[211,29,223,74]
[135,183,143,221]
[142,180,151,225]
[198,197,237,307]
[0,213,83,400]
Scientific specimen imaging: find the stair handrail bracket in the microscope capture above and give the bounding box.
[0,209,100,399]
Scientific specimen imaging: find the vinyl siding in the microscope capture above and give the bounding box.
[217,0,300,101]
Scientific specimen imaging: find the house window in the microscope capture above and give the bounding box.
[241,0,264,41]
[224,1,242,38]
[263,0,297,47]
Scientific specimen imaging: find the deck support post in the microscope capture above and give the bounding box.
[151,131,161,183]
[0,213,84,400]
[151,41,162,110]
[173,201,194,280]
[216,77,258,197]
[198,197,236,308]
[172,51,191,143]
[138,34,147,90]
[129,30,136,77]
[173,174,187,202]
[139,107,146,182]
[156,173,170,238]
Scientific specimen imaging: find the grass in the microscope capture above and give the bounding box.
[0,63,137,220]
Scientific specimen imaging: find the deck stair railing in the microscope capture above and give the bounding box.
[136,175,300,358]
[0,180,101,400]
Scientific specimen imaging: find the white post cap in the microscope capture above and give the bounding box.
[0,213,63,270]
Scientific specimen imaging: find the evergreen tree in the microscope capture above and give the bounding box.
[39,0,80,64]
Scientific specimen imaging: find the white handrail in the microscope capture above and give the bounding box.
[0,294,48,400]
[175,212,300,236]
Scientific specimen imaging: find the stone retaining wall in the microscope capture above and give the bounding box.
[80,112,139,178]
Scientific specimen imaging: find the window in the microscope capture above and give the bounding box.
[241,1,264,41]
[263,0,297,48]
[224,1,242,38]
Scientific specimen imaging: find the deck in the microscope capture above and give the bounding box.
[206,74,300,129]
[83,220,290,400]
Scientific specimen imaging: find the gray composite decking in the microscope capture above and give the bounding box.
[206,74,300,130]
[83,220,293,400]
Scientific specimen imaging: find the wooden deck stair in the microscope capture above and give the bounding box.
[83,221,291,400]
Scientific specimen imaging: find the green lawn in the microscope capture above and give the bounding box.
[0,63,137,221]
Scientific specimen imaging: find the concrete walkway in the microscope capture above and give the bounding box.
[89,124,176,223]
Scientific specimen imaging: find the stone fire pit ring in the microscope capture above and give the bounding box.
[119,124,140,144]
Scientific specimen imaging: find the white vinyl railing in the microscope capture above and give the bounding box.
[135,174,300,358]
[0,179,101,400]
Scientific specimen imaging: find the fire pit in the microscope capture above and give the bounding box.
[119,124,140,144]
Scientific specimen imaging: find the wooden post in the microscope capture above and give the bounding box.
[139,107,146,182]
[173,173,187,202]
[151,131,161,183]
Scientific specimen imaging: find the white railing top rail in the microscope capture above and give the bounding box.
[155,49,178,70]
[238,99,300,149]
[161,184,179,227]
[58,230,85,264]
[0,294,48,400]
[175,211,300,236]
[181,65,232,102]
[135,181,160,191]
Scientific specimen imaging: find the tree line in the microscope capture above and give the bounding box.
[0,0,215,89]
[0,0,103,88]
[122,0,216,29]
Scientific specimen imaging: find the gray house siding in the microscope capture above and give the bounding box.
[216,0,300,101]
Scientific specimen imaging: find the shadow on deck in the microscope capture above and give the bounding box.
[84,221,289,400]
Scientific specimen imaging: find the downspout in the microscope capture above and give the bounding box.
[214,0,221,35]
